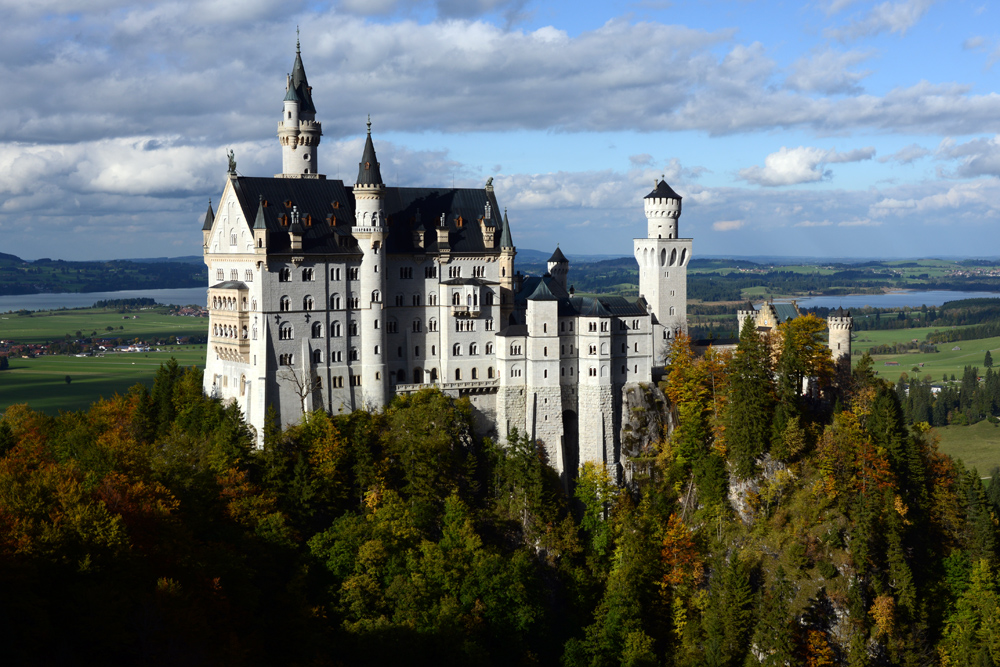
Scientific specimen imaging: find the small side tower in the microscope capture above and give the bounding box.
[633,179,692,364]
[827,307,853,371]
[201,199,215,249]
[352,118,389,408]
[498,208,516,326]
[547,247,569,291]
[277,36,323,178]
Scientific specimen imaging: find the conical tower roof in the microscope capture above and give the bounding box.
[644,179,682,200]
[356,117,383,186]
[253,195,267,230]
[201,200,215,230]
[289,36,316,114]
[548,246,567,263]
[500,208,514,248]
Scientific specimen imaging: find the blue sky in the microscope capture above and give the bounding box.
[1,0,999,260]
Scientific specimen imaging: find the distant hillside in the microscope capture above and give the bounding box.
[0,256,207,295]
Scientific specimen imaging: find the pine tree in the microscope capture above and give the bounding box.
[725,316,776,477]
[985,350,993,368]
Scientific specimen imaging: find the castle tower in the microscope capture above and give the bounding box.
[827,307,853,367]
[499,208,516,325]
[547,247,569,291]
[352,118,388,407]
[525,283,564,471]
[633,179,692,364]
[277,37,322,178]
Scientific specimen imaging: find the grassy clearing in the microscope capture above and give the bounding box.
[0,306,207,344]
[0,348,206,414]
[933,420,1000,476]
[858,334,1000,384]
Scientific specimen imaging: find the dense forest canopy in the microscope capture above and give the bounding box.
[2,328,1000,664]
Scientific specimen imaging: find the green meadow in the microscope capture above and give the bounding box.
[0,306,207,344]
[856,332,1000,384]
[933,420,1000,477]
[0,347,206,415]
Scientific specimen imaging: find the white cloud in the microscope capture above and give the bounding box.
[935,135,1000,177]
[785,49,874,94]
[826,0,938,41]
[878,143,930,164]
[713,220,745,231]
[737,146,876,187]
[838,218,880,226]
[794,220,834,227]
[964,35,986,50]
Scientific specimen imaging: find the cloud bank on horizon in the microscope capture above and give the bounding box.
[1,0,999,260]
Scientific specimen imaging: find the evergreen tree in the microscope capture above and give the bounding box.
[752,566,795,667]
[985,350,993,368]
[725,316,776,477]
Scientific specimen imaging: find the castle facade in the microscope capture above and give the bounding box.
[201,43,690,478]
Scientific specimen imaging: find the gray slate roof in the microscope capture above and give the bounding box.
[229,176,505,256]
[211,280,248,290]
[289,41,316,114]
[201,201,215,231]
[356,121,383,186]
[548,246,568,263]
[644,180,682,200]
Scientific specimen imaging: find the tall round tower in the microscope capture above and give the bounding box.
[277,37,322,177]
[827,307,853,366]
[352,118,388,407]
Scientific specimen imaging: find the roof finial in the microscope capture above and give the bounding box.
[296,26,300,53]
[367,114,371,135]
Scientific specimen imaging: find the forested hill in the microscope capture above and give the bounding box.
[2,317,1000,665]
[0,253,206,295]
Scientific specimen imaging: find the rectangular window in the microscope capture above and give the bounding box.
[331,268,342,281]
[216,269,224,280]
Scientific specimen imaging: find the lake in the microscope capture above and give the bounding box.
[793,290,1000,310]
[0,287,997,314]
[0,287,208,313]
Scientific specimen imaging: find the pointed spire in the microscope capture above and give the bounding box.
[356,117,384,186]
[201,199,215,230]
[500,208,514,248]
[253,195,267,230]
[289,32,315,114]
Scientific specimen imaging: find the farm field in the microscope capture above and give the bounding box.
[933,420,1000,476]
[0,348,206,415]
[0,306,208,344]
[859,333,1000,384]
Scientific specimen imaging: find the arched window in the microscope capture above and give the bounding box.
[312,349,322,364]
[412,319,422,332]
[486,342,493,355]
[303,296,314,311]
[471,367,478,380]
[279,268,290,282]
[331,294,341,309]
[279,324,293,340]
[452,292,461,305]
[372,290,381,302]
[312,322,323,338]
[453,343,462,356]
[467,293,473,306]
[279,296,290,312]
[350,347,359,361]
[430,368,438,382]
[350,321,358,336]
[487,367,494,379]
[374,345,380,355]
[428,292,437,305]
[485,291,494,305]
[455,368,462,381]
[470,343,478,355]
[413,367,423,384]
[240,375,246,396]
[331,321,342,337]
[397,369,406,383]
[428,318,438,332]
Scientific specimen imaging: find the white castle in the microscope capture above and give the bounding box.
[201,42,691,478]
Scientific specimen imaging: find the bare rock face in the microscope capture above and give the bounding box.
[727,454,794,527]
[619,382,672,484]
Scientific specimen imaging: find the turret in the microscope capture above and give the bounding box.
[201,199,215,248]
[827,307,853,365]
[547,246,568,291]
[252,195,268,252]
[352,118,388,407]
[499,208,516,325]
[644,179,682,239]
[277,36,323,178]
